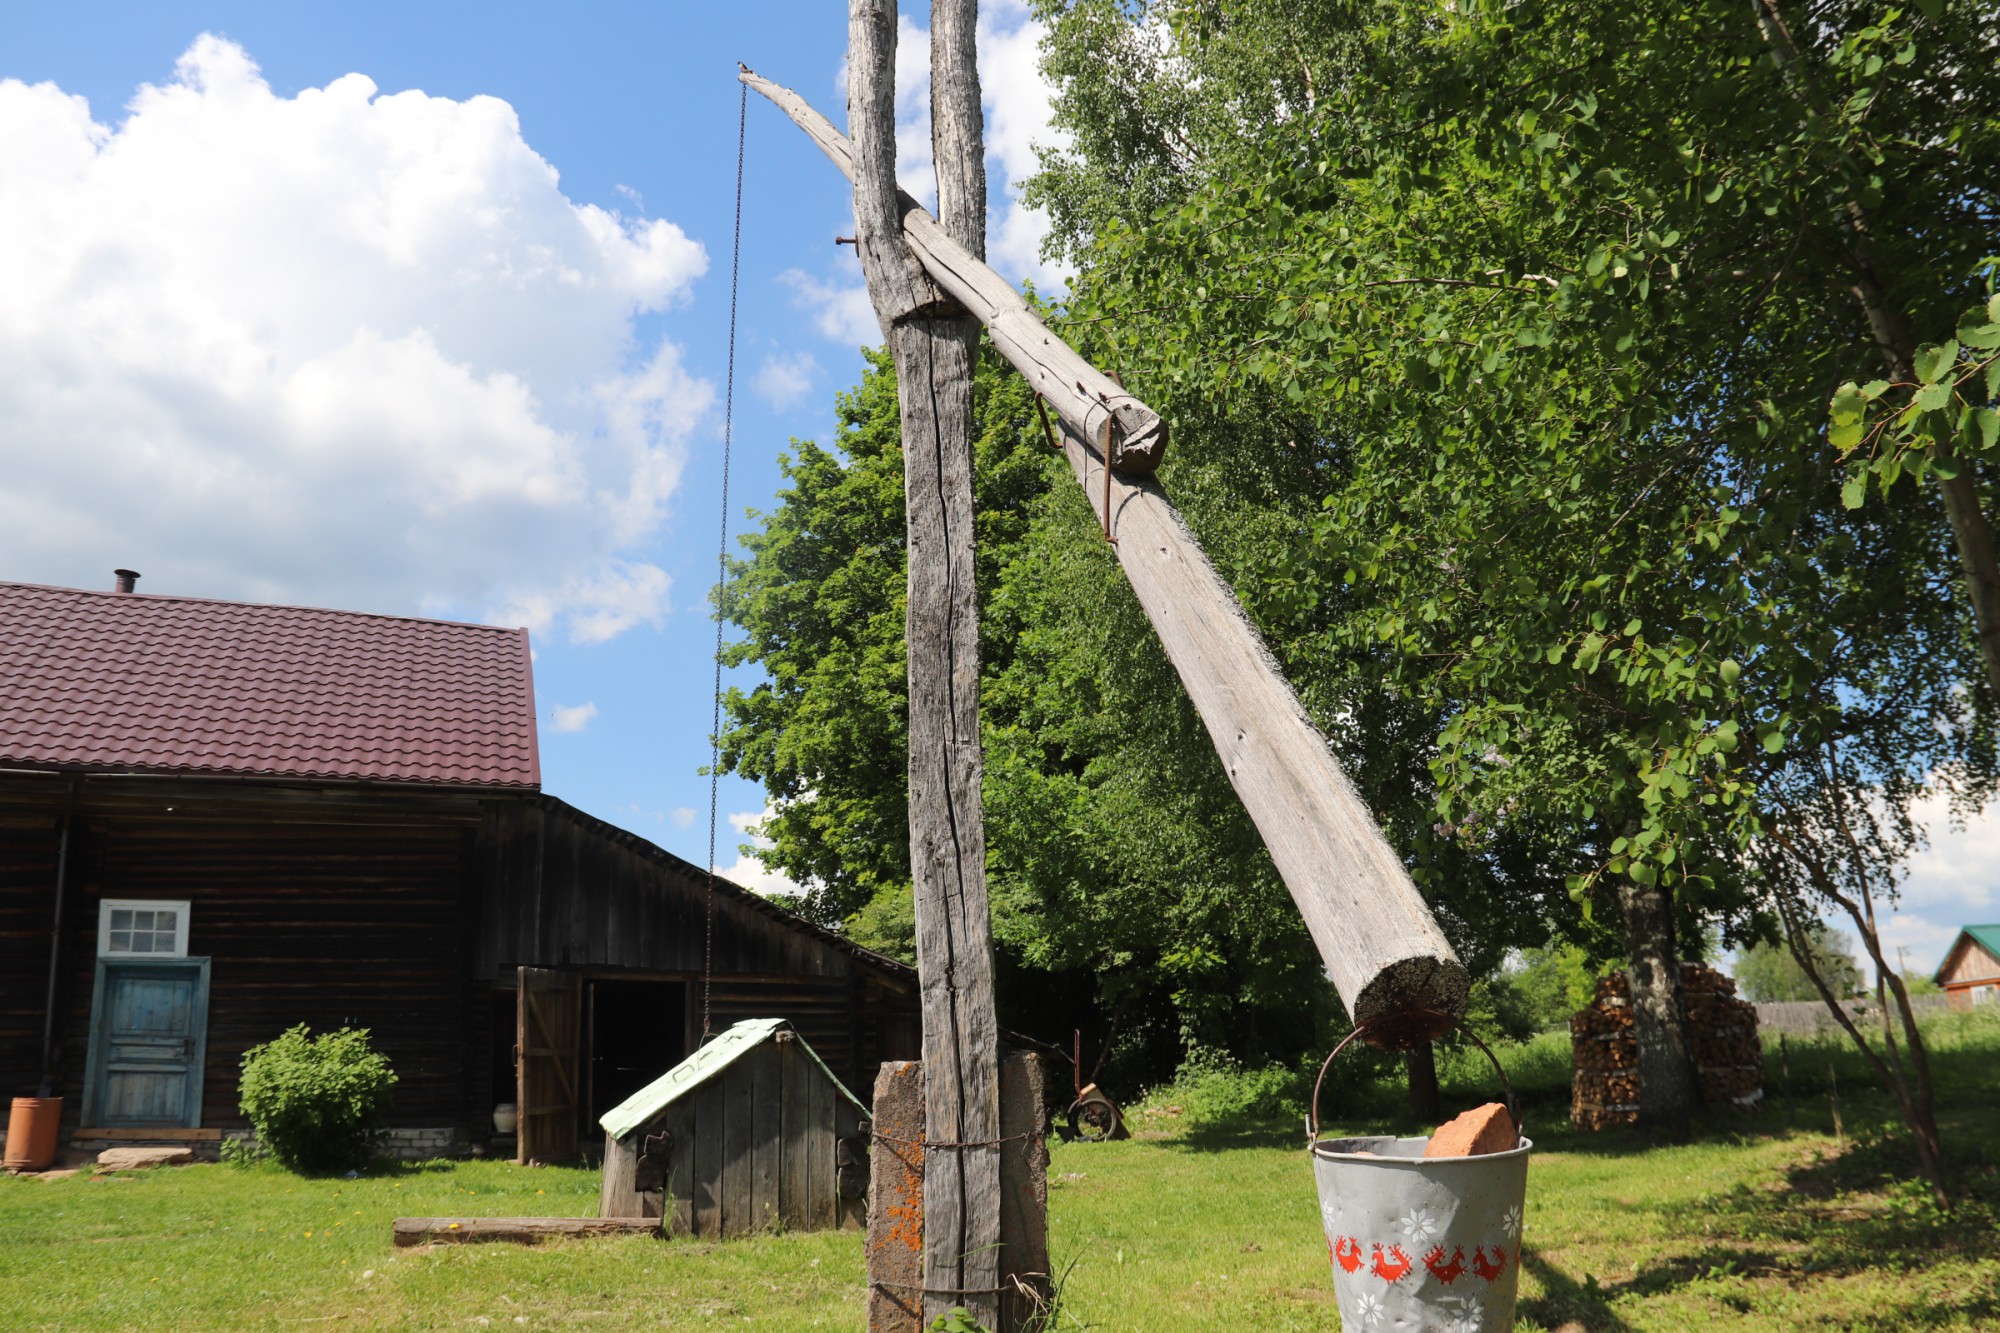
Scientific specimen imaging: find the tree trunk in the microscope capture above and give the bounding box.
[1407,1041,1441,1122]
[1617,878,1699,1130]
[848,2,1004,1326]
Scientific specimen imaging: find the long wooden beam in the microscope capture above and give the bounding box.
[741,69,1467,1039]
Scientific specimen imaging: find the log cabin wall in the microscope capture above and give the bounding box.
[0,816,62,1097]
[0,774,477,1132]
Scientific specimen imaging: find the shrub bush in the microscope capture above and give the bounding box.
[237,1024,396,1173]
[1138,1045,1309,1129]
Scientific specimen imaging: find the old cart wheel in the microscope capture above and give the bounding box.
[1067,1089,1122,1142]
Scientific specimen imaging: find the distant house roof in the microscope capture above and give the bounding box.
[0,580,538,789]
[1937,925,2000,985]
[599,1018,868,1141]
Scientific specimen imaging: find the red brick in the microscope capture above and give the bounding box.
[1422,1102,1518,1158]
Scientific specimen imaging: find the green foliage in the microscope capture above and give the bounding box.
[843,883,916,964]
[236,1024,395,1174]
[1481,945,1605,1037]
[217,1135,267,1168]
[1030,0,1999,950]
[1437,1028,1580,1110]
[1134,1044,1310,1130]
[1833,271,2000,506]
[1735,928,1867,1001]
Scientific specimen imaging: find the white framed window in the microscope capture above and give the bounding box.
[98,899,190,959]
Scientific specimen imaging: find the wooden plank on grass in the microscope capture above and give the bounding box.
[391,1217,659,1247]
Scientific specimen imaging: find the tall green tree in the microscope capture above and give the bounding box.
[1735,929,1864,1002]
[1028,0,1996,1155]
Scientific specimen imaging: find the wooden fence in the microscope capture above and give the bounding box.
[1753,995,1947,1037]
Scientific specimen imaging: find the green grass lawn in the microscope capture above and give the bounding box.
[5,1016,1996,1330]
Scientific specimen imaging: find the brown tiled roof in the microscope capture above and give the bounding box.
[0,581,539,789]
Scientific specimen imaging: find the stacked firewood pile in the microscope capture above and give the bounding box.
[1570,962,1763,1129]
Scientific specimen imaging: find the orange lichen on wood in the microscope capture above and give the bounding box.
[1422,1102,1518,1158]
[884,1144,924,1253]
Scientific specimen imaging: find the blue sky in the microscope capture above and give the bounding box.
[0,3,1986,971]
[0,1,1062,890]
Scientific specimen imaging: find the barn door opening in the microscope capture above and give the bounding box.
[588,978,687,1129]
[515,966,581,1164]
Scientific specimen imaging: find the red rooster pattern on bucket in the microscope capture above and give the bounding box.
[1330,1236,1509,1285]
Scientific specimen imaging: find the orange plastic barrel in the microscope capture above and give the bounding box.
[4,1097,62,1171]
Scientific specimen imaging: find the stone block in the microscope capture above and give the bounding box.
[865,1054,1051,1333]
[866,1062,925,1333]
[96,1146,194,1170]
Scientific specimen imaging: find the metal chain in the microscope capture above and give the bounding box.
[703,78,748,1048]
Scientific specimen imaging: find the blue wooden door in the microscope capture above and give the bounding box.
[85,959,210,1128]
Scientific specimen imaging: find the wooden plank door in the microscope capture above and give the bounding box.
[83,958,210,1128]
[515,966,581,1164]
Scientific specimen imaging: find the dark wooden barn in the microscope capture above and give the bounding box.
[0,577,917,1164]
[597,1017,869,1236]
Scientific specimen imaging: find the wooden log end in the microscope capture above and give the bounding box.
[1108,414,1169,476]
[1351,954,1470,1050]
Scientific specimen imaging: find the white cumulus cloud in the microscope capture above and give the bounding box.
[715,805,805,900]
[779,266,880,346]
[0,36,710,639]
[977,0,1074,290]
[753,350,822,411]
[548,701,599,734]
[1881,790,2000,974]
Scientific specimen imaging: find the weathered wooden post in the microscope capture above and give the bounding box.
[843,1,1008,1326]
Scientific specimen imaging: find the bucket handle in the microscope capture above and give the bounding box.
[1306,1015,1521,1146]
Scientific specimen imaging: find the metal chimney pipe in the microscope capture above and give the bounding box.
[113,569,140,594]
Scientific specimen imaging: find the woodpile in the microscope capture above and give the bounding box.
[1570,963,1763,1129]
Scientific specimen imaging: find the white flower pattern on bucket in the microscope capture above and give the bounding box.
[1436,1293,1484,1332]
[1398,1206,1442,1247]
[1501,1204,1522,1238]
[1353,1291,1387,1328]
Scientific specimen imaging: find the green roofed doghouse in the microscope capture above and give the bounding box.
[597,1018,869,1237]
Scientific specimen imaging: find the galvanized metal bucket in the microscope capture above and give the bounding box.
[1307,1024,1531,1332]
